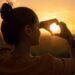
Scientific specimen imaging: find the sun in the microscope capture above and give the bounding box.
[49,23,61,34]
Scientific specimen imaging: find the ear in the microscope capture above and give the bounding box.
[24,25,33,37]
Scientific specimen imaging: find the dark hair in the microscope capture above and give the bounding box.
[1,3,39,45]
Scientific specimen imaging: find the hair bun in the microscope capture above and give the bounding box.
[1,3,13,21]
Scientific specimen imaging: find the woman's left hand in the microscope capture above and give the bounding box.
[55,22,74,47]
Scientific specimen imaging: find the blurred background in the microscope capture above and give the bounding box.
[0,0,75,57]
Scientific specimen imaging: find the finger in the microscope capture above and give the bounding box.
[58,22,68,32]
[59,22,67,29]
[48,18,59,24]
[39,20,49,28]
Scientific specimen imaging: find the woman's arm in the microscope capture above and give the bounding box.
[56,22,75,58]
[40,20,75,57]
[40,19,75,74]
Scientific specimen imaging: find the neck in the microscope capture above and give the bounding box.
[13,40,32,58]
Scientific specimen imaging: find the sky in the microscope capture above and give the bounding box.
[0,0,75,34]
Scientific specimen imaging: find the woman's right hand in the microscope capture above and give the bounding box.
[40,19,59,32]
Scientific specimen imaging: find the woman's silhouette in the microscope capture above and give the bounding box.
[0,3,75,75]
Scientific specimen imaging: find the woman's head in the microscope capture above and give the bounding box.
[1,3,40,46]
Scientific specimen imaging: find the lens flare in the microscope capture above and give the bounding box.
[49,23,61,34]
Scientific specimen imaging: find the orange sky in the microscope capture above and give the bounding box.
[0,0,75,34]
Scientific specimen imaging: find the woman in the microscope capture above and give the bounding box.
[0,3,75,75]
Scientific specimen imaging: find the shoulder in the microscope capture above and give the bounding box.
[38,54,65,69]
[34,54,54,67]
[38,54,57,62]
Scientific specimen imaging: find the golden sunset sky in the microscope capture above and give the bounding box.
[0,0,75,34]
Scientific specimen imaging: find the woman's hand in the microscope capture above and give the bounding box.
[40,19,59,33]
[55,22,74,47]
[40,19,74,48]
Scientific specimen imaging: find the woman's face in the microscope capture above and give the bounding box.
[30,22,40,45]
[23,20,40,46]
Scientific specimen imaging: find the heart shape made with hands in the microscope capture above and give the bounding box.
[49,23,61,34]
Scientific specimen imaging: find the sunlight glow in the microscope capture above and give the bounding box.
[49,23,61,34]
[40,28,51,35]
[0,0,74,34]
